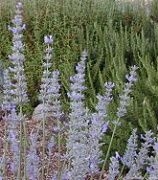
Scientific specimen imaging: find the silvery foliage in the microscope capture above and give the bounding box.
[147,141,158,180]
[66,50,89,180]
[39,35,61,118]
[8,2,28,105]
[106,129,157,180]
[123,130,155,179]
[26,133,40,180]
[121,128,138,168]
[88,82,114,174]
[107,152,120,180]
[117,65,138,118]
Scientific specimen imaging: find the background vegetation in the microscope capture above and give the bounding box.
[0,0,158,160]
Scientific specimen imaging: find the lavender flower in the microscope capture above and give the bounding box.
[8,1,28,105]
[44,35,53,44]
[39,35,62,118]
[88,82,114,174]
[107,152,120,180]
[39,35,54,104]
[122,128,138,168]
[117,65,138,118]
[66,50,89,180]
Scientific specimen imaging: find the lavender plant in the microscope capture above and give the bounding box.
[66,50,89,180]
[1,1,158,180]
[39,35,54,105]
[8,1,28,106]
[122,130,155,179]
[39,35,62,118]
[3,2,29,179]
[121,128,138,168]
[99,65,138,179]
[88,82,114,174]
[38,34,63,179]
[38,35,54,178]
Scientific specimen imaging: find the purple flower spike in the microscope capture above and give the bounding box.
[44,35,53,44]
[88,81,114,174]
[117,66,138,118]
[8,1,28,105]
[66,50,89,179]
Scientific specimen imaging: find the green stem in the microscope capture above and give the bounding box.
[99,118,120,180]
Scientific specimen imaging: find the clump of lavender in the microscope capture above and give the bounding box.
[88,82,114,174]
[124,130,155,179]
[100,65,138,178]
[66,50,89,180]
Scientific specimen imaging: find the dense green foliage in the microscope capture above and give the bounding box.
[0,0,158,158]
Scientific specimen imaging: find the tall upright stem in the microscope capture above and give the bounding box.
[99,118,120,180]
